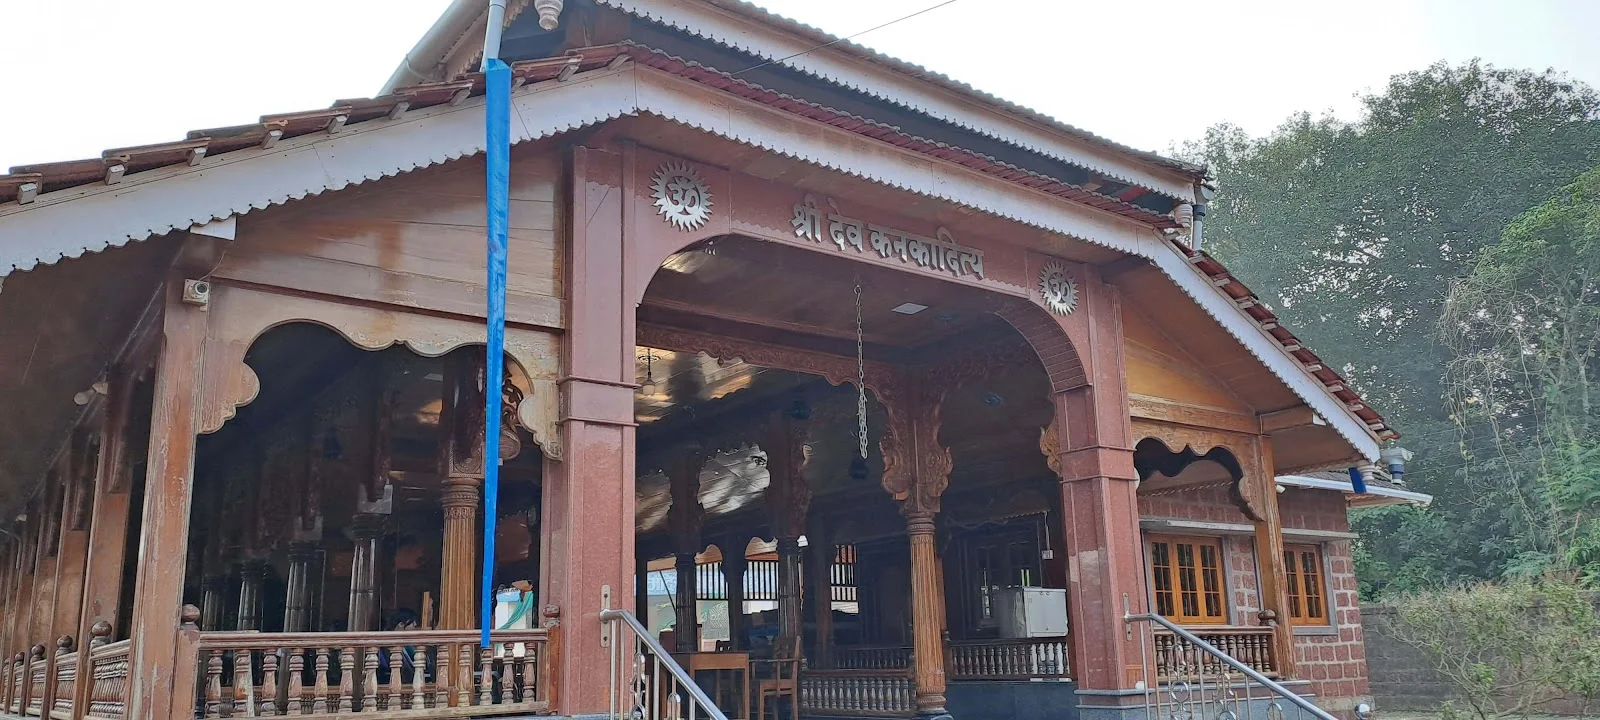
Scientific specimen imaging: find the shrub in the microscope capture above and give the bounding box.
[1389,576,1600,719]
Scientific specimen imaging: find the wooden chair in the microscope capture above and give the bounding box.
[751,637,800,720]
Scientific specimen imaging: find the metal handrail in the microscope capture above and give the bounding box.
[599,608,730,720]
[1126,612,1336,720]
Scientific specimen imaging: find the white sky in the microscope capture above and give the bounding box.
[2,0,1598,170]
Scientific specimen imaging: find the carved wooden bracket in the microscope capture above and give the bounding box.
[877,371,951,519]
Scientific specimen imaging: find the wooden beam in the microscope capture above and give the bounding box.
[1258,405,1318,434]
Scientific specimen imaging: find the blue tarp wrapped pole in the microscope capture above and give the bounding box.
[481,57,511,649]
[1347,467,1368,494]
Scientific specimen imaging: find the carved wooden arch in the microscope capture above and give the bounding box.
[1129,420,1268,522]
[197,283,562,459]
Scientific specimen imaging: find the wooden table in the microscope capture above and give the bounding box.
[672,651,750,719]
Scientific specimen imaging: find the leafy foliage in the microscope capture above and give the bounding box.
[1442,166,1600,582]
[1388,577,1600,719]
[1185,61,1600,595]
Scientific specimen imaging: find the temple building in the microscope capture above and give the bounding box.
[0,3,1429,720]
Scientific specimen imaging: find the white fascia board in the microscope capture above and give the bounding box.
[596,0,1197,202]
[0,64,1379,461]
[1279,474,1433,506]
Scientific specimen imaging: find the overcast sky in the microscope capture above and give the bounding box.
[3,0,1598,171]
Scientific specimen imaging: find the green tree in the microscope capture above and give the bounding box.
[1442,166,1600,582]
[1185,61,1600,594]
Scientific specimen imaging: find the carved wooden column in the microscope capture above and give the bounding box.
[347,514,387,632]
[29,475,63,648]
[128,273,209,720]
[666,444,708,654]
[880,377,953,720]
[1241,436,1296,678]
[437,353,486,631]
[199,576,227,631]
[805,518,836,668]
[51,430,95,645]
[282,539,319,633]
[235,561,266,631]
[78,366,140,648]
[0,541,15,658]
[765,410,811,657]
[721,536,748,651]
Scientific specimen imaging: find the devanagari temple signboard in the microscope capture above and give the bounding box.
[791,195,985,279]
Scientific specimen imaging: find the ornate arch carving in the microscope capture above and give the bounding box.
[199,283,562,459]
[1130,419,1269,522]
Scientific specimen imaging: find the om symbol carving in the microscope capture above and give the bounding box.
[650,160,714,231]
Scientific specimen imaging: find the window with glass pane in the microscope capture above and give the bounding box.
[1283,544,1329,626]
[1146,535,1226,625]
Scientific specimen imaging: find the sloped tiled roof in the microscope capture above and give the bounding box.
[0,42,1392,454]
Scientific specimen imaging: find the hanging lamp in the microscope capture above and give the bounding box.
[849,280,870,482]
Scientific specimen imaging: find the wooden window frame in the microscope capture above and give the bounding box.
[1146,534,1228,626]
[1283,543,1330,627]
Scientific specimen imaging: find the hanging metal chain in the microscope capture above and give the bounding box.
[855,281,868,459]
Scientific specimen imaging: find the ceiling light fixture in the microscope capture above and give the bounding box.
[891,302,928,315]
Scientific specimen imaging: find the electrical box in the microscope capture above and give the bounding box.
[994,587,1069,639]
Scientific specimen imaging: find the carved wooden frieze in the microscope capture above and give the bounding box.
[636,324,897,393]
[1131,419,1268,522]
[196,283,563,459]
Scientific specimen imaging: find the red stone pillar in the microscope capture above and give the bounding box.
[1035,266,1149,707]
[540,145,636,716]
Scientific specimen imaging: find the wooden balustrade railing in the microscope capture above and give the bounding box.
[946,638,1070,681]
[82,638,131,720]
[828,646,913,671]
[1153,626,1278,681]
[827,638,1073,682]
[180,628,555,719]
[48,637,77,720]
[7,650,25,714]
[27,645,48,717]
[799,669,915,718]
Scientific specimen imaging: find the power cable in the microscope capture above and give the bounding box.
[730,0,963,77]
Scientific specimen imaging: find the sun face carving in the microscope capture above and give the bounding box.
[1038,261,1079,316]
[650,161,713,231]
